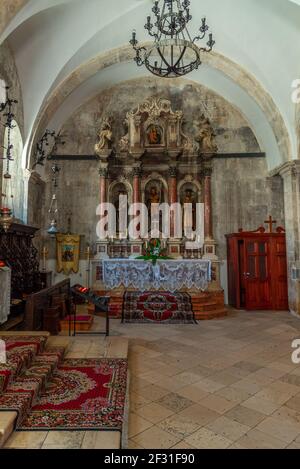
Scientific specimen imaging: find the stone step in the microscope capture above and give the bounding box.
[192,303,221,312]
[0,345,68,447]
[0,335,50,394]
[194,308,228,320]
[0,411,17,449]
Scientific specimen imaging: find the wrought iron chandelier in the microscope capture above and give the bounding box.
[130,0,215,78]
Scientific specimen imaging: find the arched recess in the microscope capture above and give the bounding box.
[26,46,292,172]
[2,120,25,222]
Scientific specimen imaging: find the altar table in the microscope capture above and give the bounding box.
[102,259,211,293]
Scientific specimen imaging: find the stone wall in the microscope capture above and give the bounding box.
[57,78,260,156]
[212,156,285,259]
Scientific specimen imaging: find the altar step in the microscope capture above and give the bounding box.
[191,291,228,320]
[0,334,69,448]
[91,289,228,321]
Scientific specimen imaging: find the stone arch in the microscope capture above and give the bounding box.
[142,173,168,204]
[177,176,202,202]
[27,44,292,171]
[108,178,133,206]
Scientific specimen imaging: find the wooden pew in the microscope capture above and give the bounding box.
[24,279,71,332]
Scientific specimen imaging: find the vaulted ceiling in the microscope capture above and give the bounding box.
[1,0,300,170]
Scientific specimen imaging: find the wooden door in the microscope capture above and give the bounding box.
[244,238,272,310]
[270,237,289,310]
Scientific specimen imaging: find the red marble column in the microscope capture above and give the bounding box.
[204,168,213,240]
[168,167,178,238]
[99,168,108,204]
[133,167,142,204]
[132,166,142,237]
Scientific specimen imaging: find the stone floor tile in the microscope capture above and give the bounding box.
[132,426,181,449]
[176,384,209,403]
[128,413,153,438]
[225,405,266,428]
[157,393,194,413]
[241,396,281,415]
[81,431,121,449]
[185,428,233,449]
[256,416,300,444]
[285,394,300,412]
[207,416,250,442]
[136,384,170,402]
[235,429,287,449]
[135,403,174,424]
[157,414,201,440]
[177,403,220,427]
[42,431,85,449]
[215,386,252,404]
[200,394,237,414]
[5,431,48,449]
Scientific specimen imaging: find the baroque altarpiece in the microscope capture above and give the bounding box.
[94,98,220,289]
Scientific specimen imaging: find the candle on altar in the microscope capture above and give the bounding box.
[85,245,91,261]
[42,246,48,272]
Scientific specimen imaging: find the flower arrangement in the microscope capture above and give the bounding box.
[136,238,172,265]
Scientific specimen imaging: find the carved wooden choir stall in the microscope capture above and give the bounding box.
[0,223,72,332]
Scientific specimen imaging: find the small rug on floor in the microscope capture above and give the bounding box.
[122,291,196,324]
[18,358,128,432]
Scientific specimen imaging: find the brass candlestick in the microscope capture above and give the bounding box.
[42,246,49,272]
[85,245,91,288]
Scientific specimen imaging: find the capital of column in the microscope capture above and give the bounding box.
[168,166,178,178]
[132,166,143,178]
[201,167,213,178]
[99,167,109,179]
[270,160,300,179]
[201,157,213,178]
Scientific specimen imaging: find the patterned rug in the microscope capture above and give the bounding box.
[122,291,196,324]
[19,358,128,432]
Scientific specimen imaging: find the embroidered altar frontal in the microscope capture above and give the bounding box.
[19,358,128,432]
[123,291,196,324]
[103,259,211,293]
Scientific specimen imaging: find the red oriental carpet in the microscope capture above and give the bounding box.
[19,358,128,432]
[122,291,196,324]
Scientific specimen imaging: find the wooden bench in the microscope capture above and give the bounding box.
[24,280,71,332]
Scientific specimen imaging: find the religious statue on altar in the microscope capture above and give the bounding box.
[146,185,162,235]
[182,188,197,233]
[196,114,218,154]
[95,116,113,155]
[147,186,161,207]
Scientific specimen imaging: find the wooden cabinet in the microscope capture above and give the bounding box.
[226,227,288,311]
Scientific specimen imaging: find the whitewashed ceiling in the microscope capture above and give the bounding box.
[1,0,300,169]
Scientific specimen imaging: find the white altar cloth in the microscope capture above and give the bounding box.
[102,259,211,293]
[0,267,11,325]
